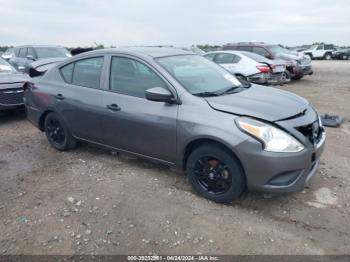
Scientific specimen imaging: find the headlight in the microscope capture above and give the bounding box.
[236,117,304,153]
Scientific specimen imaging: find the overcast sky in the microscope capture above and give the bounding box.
[1,0,349,47]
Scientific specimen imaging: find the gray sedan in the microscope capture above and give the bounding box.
[25,47,325,203]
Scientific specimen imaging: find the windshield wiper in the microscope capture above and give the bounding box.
[193,91,220,97]
[216,86,241,95]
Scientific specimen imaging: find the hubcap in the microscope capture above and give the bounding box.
[47,118,66,146]
[194,157,232,195]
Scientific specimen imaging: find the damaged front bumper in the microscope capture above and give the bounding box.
[234,107,326,193]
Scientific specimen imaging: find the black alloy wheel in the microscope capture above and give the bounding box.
[44,112,77,151]
[186,143,245,203]
[194,157,232,195]
[46,117,66,147]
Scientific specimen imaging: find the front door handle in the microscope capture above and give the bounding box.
[55,94,64,100]
[107,104,121,112]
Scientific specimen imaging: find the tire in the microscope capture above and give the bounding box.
[291,75,303,80]
[343,55,348,60]
[324,53,332,60]
[186,143,245,203]
[44,112,77,151]
[305,53,313,60]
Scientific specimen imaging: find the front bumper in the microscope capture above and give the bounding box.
[234,109,325,193]
[287,64,313,78]
[0,87,24,110]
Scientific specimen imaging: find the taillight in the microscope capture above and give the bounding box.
[256,65,272,73]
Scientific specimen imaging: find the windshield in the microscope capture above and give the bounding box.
[268,45,294,56]
[156,55,241,95]
[34,47,71,59]
[0,58,15,72]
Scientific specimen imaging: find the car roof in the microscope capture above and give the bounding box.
[205,50,273,62]
[75,47,194,59]
[224,42,273,47]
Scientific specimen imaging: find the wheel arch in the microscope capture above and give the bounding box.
[182,138,244,172]
[38,110,55,131]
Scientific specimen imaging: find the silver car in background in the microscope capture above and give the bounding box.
[204,51,289,85]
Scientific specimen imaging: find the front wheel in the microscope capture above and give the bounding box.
[186,144,245,203]
[44,112,77,151]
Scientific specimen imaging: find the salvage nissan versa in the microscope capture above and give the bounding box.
[24,47,326,203]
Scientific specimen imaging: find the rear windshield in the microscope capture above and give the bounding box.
[240,51,269,62]
[34,47,71,59]
[268,45,293,56]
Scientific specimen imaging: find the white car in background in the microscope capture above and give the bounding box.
[1,48,14,61]
[204,50,289,85]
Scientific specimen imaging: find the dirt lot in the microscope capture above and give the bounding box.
[0,61,349,255]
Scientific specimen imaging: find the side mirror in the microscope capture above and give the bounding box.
[265,54,273,59]
[26,55,35,61]
[145,87,174,103]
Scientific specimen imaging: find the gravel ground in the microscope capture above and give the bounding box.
[0,60,349,255]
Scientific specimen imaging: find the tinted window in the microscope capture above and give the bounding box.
[14,48,20,57]
[18,48,27,58]
[204,53,215,61]
[324,44,334,50]
[69,57,104,88]
[238,46,252,52]
[110,57,167,98]
[316,45,323,50]
[60,63,74,83]
[252,47,270,57]
[27,48,35,58]
[34,47,70,58]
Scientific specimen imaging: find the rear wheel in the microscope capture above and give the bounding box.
[44,112,77,151]
[186,144,245,203]
[291,75,303,80]
[324,53,332,60]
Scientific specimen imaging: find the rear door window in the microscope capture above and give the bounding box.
[60,57,104,88]
[60,63,74,83]
[214,53,235,64]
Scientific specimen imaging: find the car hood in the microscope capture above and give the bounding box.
[0,71,29,84]
[204,84,309,122]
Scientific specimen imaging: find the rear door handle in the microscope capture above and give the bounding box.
[107,104,121,112]
[55,94,64,100]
